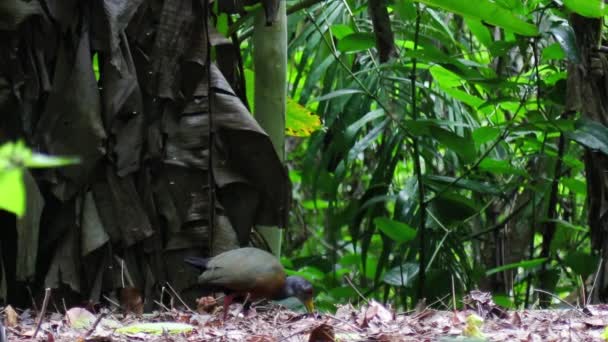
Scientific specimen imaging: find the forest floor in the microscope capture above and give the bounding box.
[3,291,608,341]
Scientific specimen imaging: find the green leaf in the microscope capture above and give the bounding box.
[478,158,526,176]
[0,168,25,217]
[561,177,586,196]
[414,0,538,36]
[286,98,322,137]
[116,322,194,335]
[425,175,501,195]
[430,126,476,163]
[568,119,608,156]
[337,32,376,53]
[472,126,500,148]
[244,68,255,112]
[374,217,417,243]
[92,53,100,82]
[542,43,565,61]
[486,258,547,276]
[313,89,364,102]
[563,0,607,18]
[383,263,419,286]
[430,192,479,224]
[564,252,599,278]
[394,0,417,20]
[549,22,580,63]
[464,17,492,48]
[330,24,354,40]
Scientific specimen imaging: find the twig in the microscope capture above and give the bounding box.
[165,282,195,313]
[587,258,603,305]
[26,286,39,313]
[451,275,456,311]
[33,288,51,338]
[85,312,107,337]
[102,295,122,309]
[343,275,369,304]
[533,289,588,316]
[153,300,172,312]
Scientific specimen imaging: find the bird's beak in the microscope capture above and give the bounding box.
[303,298,314,313]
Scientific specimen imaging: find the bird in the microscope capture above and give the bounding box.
[184,247,314,320]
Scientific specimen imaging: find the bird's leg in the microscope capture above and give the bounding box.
[242,293,252,317]
[223,294,235,321]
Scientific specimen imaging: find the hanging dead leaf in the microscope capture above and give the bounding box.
[308,323,335,342]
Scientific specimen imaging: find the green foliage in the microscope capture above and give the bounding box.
[0,141,78,217]
[236,0,599,312]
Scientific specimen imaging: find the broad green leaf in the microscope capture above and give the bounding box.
[337,32,376,53]
[549,23,580,63]
[286,98,322,137]
[563,0,607,18]
[568,119,608,156]
[394,0,417,20]
[430,65,464,88]
[564,252,599,278]
[216,13,229,35]
[486,258,547,275]
[383,263,419,286]
[472,126,500,148]
[0,168,25,217]
[116,322,194,335]
[478,158,526,176]
[464,17,492,48]
[330,24,354,40]
[561,177,586,196]
[414,0,538,36]
[313,89,364,102]
[430,192,479,223]
[374,217,417,243]
[542,43,565,61]
[430,126,476,163]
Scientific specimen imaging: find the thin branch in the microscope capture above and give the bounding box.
[33,288,51,338]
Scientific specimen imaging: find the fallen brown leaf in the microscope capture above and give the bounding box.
[120,287,144,315]
[4,305,18,327]
[309,323,335,342]
[196,296,217,314]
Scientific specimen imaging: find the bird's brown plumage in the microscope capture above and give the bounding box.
[184,247,314,320]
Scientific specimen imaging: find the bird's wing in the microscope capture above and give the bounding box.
[198,248,283,292]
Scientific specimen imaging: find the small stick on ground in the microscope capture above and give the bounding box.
[102,295,122,309]
[165,282,195,313]
[587,258,603,305]
[85,312,107,337]
[451,275,456,311]
[26,286,38,313]
[533,289,588,316]
[33,288,51,338]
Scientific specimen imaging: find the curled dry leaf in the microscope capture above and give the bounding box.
[358,300,393,327]
[196,296,217,314]
[309,323,335,342]
[65,307,96,329]
[4,305,18,327]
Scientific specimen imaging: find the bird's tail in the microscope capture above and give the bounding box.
[183,256,210,271]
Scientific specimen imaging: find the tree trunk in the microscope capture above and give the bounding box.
[253,1,288,256]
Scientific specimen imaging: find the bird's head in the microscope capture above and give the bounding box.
[285,276,314,312]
